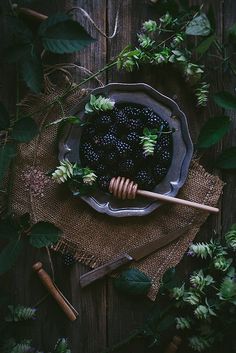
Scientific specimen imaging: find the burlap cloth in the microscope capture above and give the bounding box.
[10,87,224,300]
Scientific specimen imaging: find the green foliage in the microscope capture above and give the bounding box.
[0,102,10,130]
[185,13,211,36]
[189,336,213,352]
[30,221,62,248]
[11,117,39,143]
[190,270,214,292]
[176,316,191,329]
[51,159,75,184]
[0,239,23,275]
[5,305,36,322]
[140,128,159,156]
[2,338,33,353]
[215,147,236,170]
[85,94,115,114]
[228,22,236,40]
[54,338,71,353]
[143,20,158,33]
[19,50,43,94]
[0,143,17,184]
[213,91,236,110]
[195,34,216,56]
[38,13,94,54]
[225,224,236,250]
[218,267,236,304]
[195,82,210,106]
[114,268,152,296]
[197,116,231,149]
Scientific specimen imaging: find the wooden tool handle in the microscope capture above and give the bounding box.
[33,262,77,321]
[80,254,133,288]
[137,189,219,214]
[13,5,48,22]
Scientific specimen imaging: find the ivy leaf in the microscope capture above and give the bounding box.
[0,218,18,240]
[0,239,23,275]
[114,268,152,296]
[195,34,216,56]
[213,91,236,110]
[19,50,43,93]
[185,13,211,37]
[38,13,95,54]
[12,117,39,143]
[215,147,236,170]
[0,102,10,130]
[197,116,231,149]
[30,221,62,248]
[0,143,17,184]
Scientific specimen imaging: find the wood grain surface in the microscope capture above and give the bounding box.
[0,1,235,352]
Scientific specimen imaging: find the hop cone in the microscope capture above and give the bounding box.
[225,224,236,250]
[188,242,213,259]
[85,94,115,114]
[171,284,185,300]
[52,160,74,184]
[143,20,157,33]
[213,256,232,272]
[54,338,71,353]
[183,291,201,306]
[189,336,213,352]
[82,170,97,185]
[2,339,33,353]
[190,270,214,291]
[140,128,158,156]
[5,305,36,322]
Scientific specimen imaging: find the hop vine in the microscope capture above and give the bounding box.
[225,224,236,250]
[188,336,214,352]
[2,339,33,353]
[85,94,115,114]
[5,305,37,322]
[190,270,214,292]
[140,128,159,156]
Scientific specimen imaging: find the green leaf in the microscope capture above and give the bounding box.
[114,268,152,296]
[186,13,211,36]
[5,305,36,322]
[30,221,62,248]
[228,22,236,39]
[54,338,71,353]
[195,34,216,56]
[0,240,23,275]
[159,268,177,291]
[38,13,94,54]
[215,147,236,170]
[12,117,39,143]
[0,218,18,240]
[0,102,10,130]
[197,116,231,149]
[213,91,236,110]
[0,143,17,184]
[19,50,43,93]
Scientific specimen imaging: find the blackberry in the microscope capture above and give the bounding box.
[100,133,117,148]
[95,114,112,129]
[119,159,135,175]
[154,143,163,156]
[115,140,130,157]
[153,165,167,183]
[97,175,111,192]
[127,118,143,131]
[160,150,172,166]
[83,125,96,138]
[96,164,107,175]
[159,135,172,149]
[143,111,163,128]
[135,170,156,190]
[126,132,140,145]
[63,253,76,266]
[116,111,128,128]
[123,106,141,118]
[108,124,118,137]
[106,151,117,165]
[81,143,99,167]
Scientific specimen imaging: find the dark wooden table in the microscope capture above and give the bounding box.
[0,1,235,352]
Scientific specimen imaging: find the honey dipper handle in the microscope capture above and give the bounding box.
[137,190,219,214]
[33,262,77,321]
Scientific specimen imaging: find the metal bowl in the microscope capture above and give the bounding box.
[59,83,193,217]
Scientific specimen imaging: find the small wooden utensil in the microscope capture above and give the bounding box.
[109,176,219,213]
[33,262,78,321]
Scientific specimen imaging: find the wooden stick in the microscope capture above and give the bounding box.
[164,336,182,353]
[137,189,219,213]
[33,262,78,321]
[13,4,48,22]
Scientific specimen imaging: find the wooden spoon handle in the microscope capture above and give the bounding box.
[33,262,78,321]
[137,189,219,214]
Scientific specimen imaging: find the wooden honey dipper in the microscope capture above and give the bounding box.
[109,176,219,213]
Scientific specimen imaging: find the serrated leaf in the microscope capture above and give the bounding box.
[0,218,18,240]
[38,13,94,54]
[30,221,62,248]
[0,102,10,130]
[19,50,43,93]
[186,13,211,37]
[0,240,23,275]
[12,117,39,143]
[0,143,17,184]
[114,268,151,296]
[197,116,231,149]
[195,34,216,56]
[213,91,236,110]
[215,147,236,170]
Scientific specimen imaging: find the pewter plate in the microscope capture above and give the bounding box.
[59,83,193,217]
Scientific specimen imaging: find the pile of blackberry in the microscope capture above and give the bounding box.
[80,103,173,192]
